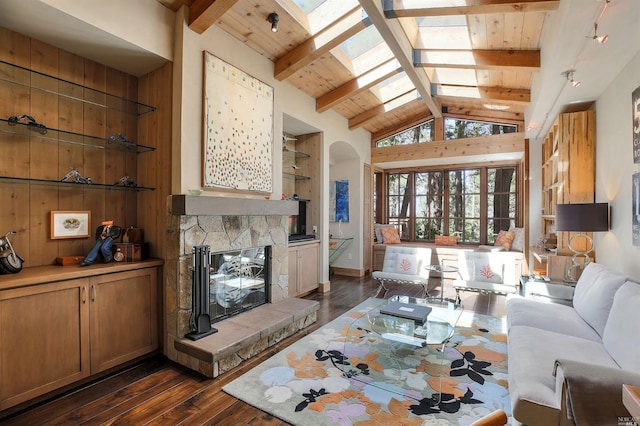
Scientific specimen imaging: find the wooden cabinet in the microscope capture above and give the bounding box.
[288,240,319,297]
[539,110,595,268]
[90,268,158,373]
[0,263,160,411]
[0,279,90,410]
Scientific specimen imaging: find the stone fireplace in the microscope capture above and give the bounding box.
[165,195,318,376]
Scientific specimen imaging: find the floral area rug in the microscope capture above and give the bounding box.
[223,298,512,425]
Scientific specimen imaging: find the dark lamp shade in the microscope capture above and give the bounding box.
[555,203,609,232]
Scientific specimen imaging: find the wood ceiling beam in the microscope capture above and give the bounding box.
[383,0,560,18]
[414,49,540,71]
[348,89,419,130]
[188,0,239,34]
[433,84,530,104]
[360,0,442,118]
[370,132,525,164]
[274,7,370,81]
[316,59,402,113]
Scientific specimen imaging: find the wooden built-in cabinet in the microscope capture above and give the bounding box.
[288,240,319,297]
[283,132,322,236]
[537,110,595,270]
[0,262,160,411]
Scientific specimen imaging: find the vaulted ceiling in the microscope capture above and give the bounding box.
[157,0,557,141]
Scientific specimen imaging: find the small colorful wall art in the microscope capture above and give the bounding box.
[330,179,349,222]
[202,52,274,193]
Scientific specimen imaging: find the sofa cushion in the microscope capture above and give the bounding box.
[506,296,601,342]
[509,226,525,252]
[572,263,627,337]
[507,325,620,425]
[380,226,401,244]
[602,280,640,371]
[374,224,396,243]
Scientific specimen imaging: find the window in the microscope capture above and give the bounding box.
[387,173,410,239]
[414,171,443,240]
[448,169,481,243]
[487,167,517,242]
[444,118,517,140]
[385,166,518,244]
[376,120,434,147]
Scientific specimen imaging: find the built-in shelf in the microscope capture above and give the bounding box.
[0,119,156,153]
[282,146,311,159]
[283,172,311,180]
[0,176,154,191]
[0,60,156,116]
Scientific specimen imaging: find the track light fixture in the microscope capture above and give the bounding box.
[591,22,608,44]
[267,12,279,33]
[562,70,581,87]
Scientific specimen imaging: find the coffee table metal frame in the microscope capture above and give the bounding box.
[339,295,463,404]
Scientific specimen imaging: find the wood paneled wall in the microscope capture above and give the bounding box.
[0,27,172,267]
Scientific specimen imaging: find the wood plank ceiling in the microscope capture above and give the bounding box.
[157,0,557,141]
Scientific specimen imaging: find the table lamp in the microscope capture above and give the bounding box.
[554,203,609,282]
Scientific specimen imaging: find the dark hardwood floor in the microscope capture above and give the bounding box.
[1,274,506,425]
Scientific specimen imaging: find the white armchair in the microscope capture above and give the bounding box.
[372,246,431,297]
[453,251,518,304]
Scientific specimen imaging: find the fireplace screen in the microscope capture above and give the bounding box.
[209,246,270,323]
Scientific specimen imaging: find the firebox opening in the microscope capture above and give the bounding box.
[209,245,271,323]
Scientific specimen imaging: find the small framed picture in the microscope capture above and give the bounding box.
[50,211,91,239]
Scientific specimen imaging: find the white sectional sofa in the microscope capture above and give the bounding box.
[506,263,640,425]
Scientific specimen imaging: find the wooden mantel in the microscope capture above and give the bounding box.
[169,195,299,216]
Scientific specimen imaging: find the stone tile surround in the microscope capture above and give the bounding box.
[165,195,318,376]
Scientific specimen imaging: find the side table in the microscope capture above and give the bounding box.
[426,264,461,302]
[520,275,575,306]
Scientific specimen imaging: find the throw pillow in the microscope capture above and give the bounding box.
[435,235,457,246]
[573,263,626,337]
[474,261,503,283]
[374,224,396,243]
[602,281,640,371]
[509,226,525,252]
[380,227,401,244]
[494,230,515,251]
[396,253,418,275]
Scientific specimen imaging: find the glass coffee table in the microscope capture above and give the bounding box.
[336,295,463,403]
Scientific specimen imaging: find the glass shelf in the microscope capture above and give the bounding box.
[0,60,156,116]
[0,119,156,153]
[0,176,154,191]
[282,146,311,159]
[283,172,311,180]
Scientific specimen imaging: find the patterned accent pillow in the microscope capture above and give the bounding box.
[396,254,418,275]
[435,235,457,246]
[474,262,504,283]
[495,230,515,251]
[380,227,401,244]
[374,224,396,243]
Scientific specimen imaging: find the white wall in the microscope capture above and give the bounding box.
[173,7,371,283]
[329,154,361,270]
[594,49,640,281]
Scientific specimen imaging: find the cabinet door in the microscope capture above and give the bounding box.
[288,246,299,297]
[90,268,158,373]
[297,243,319,294]
[0,279,90,410]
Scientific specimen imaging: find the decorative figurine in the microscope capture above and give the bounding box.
[7,114,47,135]
[80,221,122,266]
[0,231,24,273]
[61,167,92,184]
